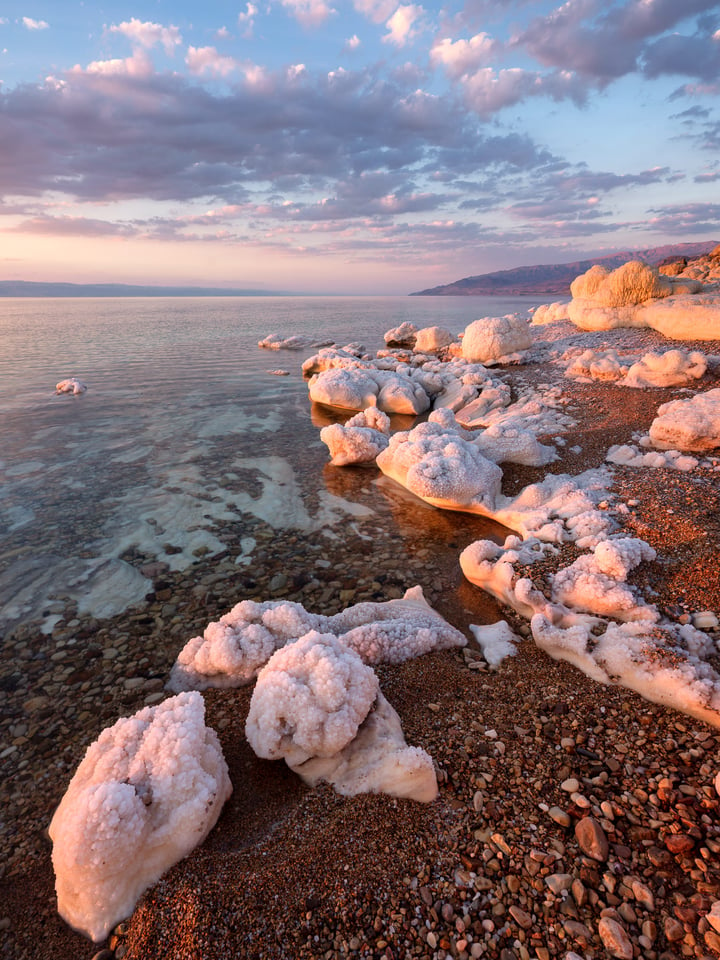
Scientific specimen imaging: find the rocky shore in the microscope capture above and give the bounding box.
[3,324,720,960]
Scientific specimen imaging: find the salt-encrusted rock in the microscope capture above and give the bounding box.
[648,387,720,452]
[320,408,391,466]
[375,418,503,515]
[245,632,437,802]
[571,260,672,307]
[574,816,609,861]
[461,314,532,363]
[564,349,626,382]
[56,378,87,394]
[620,348,707,388]
[167,585,466,691]
[48,692,232,942]
[531,301,570,325]
[598,917,633,960]
[469,621,519,667]
[413,325,454,353]
[384,321,417,347]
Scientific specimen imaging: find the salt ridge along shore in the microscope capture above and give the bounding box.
[5,252,720,959]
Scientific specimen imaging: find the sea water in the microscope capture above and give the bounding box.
[0,295,543,632]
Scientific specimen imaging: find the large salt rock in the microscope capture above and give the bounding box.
[320,407,391,465]
[376,419,503,515]
[384,321,417,347]
[648,388,720,451]
[167,585,466,691]
[48,692,231,942]
[620,349,707,388]
[309,368,380,411]
[571,261,672,307]
[567,260,720,337]
[245,632,437,801]
[413,325,454,353]
[462,315,532,363]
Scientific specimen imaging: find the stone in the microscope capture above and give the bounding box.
[549,806,571,827]
[598,917,633,960]
[575,817,609,861]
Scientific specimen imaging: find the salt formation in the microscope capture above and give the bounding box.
[320,408,391,466]
[384,321,418,347]
[620,349,707,388]
[606,444,699,472]
[56,378,87,394]
[469,621,520,667]
[461,533,720,728]
[308,367,433,415]
[48,692,232,942]
[648,388,720,452]
[258,334,334,350]
[462,314,532,363]
[564,349,626,382]
[531,302,570,325]
[245,631,437,802]
[413,325,454,353]
[375,411,607,546]
[375,418,504,515]
[167,585,466,692]
[566,260,720,338]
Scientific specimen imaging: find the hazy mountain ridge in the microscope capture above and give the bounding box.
[410,241,719,297]
[0,281,289,298]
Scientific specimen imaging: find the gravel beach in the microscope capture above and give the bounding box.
[3,322,720,960]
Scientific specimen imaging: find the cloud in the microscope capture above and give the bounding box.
[186,47,240,78]
[647,201,720,233]
[78,50,154,78]
[22,17,49,30]
[352,0,397,26]
[0,63,555,210]
[9,214,137,237]
[461,67,586,116]
[642,32,720,82]
[430,33,501,78]
[383,5,424,46]
[344,34,361,51]
[282,0,336,28]
[106,19,182,54]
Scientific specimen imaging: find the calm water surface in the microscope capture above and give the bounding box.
[0,295,542,631]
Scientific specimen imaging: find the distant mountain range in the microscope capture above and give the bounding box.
[410,241,719,297]
[0,281,290,298]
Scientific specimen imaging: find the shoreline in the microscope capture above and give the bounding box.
[4,321,720,959]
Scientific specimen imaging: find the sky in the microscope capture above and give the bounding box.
[0,1,718,294]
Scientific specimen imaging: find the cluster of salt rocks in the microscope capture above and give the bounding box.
[49,584,466,942]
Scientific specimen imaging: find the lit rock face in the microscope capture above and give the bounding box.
[49,692,232,943]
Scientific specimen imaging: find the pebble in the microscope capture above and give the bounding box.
[575,817,609,862]
[598,917,633,960]
[549,806,571,827]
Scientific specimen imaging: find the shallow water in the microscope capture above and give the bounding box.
[0,295,542,632]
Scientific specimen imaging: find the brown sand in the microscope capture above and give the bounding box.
[3,324,720,960]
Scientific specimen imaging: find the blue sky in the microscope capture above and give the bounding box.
[0,0,718,293]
